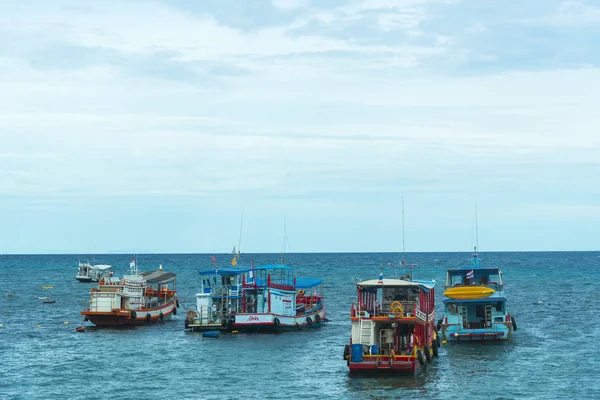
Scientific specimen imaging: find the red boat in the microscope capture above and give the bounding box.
[345,277,439,372]
[81,260,179,327]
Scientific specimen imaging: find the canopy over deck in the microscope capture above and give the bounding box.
[358,278,436,290]
[91,264,112,270]
[141,270,176,284]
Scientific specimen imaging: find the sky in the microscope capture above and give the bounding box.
[0,0,599,254]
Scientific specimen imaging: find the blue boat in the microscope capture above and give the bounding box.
[202,330,220,338]
[438,249,517,342]
[185,252,326,333]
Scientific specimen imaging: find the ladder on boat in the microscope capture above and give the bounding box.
[484,305,493,328]
[360,319,373,345]
[459,306,468,329]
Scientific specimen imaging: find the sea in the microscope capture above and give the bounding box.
[1,251,599,400]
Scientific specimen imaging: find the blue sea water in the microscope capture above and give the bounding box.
[1,251,599,400]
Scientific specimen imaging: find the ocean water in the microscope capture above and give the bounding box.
[1,251,599,400]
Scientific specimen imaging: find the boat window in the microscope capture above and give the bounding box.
[450,274,464,286]
[496,302,503,312]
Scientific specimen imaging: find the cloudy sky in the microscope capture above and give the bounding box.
[0,0,599,254]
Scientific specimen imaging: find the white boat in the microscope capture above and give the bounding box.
[75,261,113,282]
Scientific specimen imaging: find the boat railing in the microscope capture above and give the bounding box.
[351,301,417,318]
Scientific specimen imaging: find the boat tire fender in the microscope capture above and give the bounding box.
[173,307,177,316]
[184,319,189,329]
[424,346,432,362]
[306,317,313,326]
[343,344,350,360]
[511,315,517,331]
[273,317,280,327]
[315,314,321,324]
[146,313,151,322]
[417,349,425,366]
[176,299,180,308]
[432,340,439,357]
[130,310,137,320]
[159,312,164,322]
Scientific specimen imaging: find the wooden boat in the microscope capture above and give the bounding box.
[345,275,439,372]
[81,259,179,327]
[186,257,326,332]
[438,250,517,341]
[443,285,495,299]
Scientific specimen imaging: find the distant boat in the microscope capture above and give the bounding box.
[80,260,179,327]
[39,297,56,304]
[76,261,113,283]
[438,250,517,341]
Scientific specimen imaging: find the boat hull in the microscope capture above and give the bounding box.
[82,302,176,327]
[443,286,495,300]
[348,357,418,372]
[440,322,512,341]
[76,276,94,283]
[233,309,327,331]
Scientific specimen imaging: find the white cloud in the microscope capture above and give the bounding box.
[0,0,599,252]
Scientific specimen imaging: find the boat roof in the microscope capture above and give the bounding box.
[447,266,500,272]
[141,270,176,284]
[358,278,436,289]
[91,264,112,270]
[199,264,294,276]
[247,277,323,289]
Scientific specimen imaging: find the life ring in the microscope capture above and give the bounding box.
[186,309,196,320]
[146,313,151,322]
[159,312,164,322]
[416,349,425,366]
[315,314,321,324]
[297,289,305,296]
[424,346,431,362]
[273,317,280,327]
[130,310,137,320]
[306,317,313,325]
[391,301,403,315]
[511,315,517,331]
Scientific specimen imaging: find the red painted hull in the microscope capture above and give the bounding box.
[348,358,417,372]
[82,302,175,327]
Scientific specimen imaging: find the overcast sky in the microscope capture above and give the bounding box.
[0,0,599,254]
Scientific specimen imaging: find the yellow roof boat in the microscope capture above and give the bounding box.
[444,285,495,300]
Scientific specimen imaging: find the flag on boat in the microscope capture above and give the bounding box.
[466,270,474,279]
[231,256,237,266]
[211,256,216,265]
[130,258,136,268]
[378,271,383,283]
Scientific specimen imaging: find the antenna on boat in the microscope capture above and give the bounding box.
[237,209,244,255]
[475,198,479,253]
[402,193,405,262]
